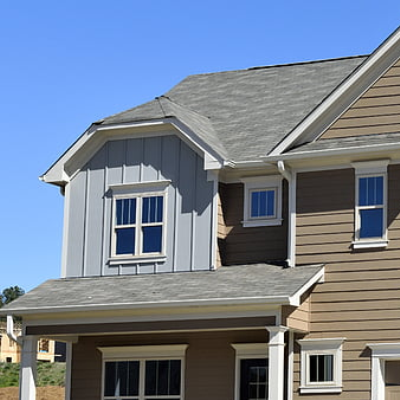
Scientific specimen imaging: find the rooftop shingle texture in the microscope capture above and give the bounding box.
[1,264,323,314]
[101,57,367,162]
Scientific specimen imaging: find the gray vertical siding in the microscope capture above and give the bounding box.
[65,134,216,277]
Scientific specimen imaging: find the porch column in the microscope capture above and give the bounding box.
[19,336,38,400]
[267,326,288,400]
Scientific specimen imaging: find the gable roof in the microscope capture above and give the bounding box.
[0,264,324,316]
[99,56,366,163]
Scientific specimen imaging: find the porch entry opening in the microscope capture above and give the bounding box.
[240,358,269,400]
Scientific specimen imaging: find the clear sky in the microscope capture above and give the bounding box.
[1,1,400,292]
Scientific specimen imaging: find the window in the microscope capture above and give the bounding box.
[110,182,169,261]
[39,339,49,353]
[232,343,268,400]
[298,338,345,394]
[99,345,187,400]
[241,176,283,227]
[352,160,389,249]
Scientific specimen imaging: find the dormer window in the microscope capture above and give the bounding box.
[241,176,283,227]
[110,181,169,261]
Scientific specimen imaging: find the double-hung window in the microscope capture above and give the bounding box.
[111,182,168,260]
[100,345,187,400]
[241,176,283,227]
[298,338,345,394]
[353,160,389,249]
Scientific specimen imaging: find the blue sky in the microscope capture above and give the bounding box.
[1,1,400,292]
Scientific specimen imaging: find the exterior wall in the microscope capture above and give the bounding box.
[282,292,311,333]
[218,182,288,265]
[293,166,400,399]
[65,135,216,277]
[320,59,400,139]
[70,329,269,400]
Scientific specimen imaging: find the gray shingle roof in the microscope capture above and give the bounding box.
[0,264,323,315]
[100,56,367,162]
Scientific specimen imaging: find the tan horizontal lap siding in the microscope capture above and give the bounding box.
[218,182,288,265]
[320,60,400,140]
[294,167,400,400]
[70,330,268,400]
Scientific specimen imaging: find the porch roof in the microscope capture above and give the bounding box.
[0,264,324,316]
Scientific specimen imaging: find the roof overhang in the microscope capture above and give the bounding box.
[41,118,226,187]
[269,26,400,156]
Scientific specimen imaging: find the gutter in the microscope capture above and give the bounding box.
[277,161,296,267]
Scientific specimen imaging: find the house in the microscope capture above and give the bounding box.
[0,322,56,363]
[2,26,400,400]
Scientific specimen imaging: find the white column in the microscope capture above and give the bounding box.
[19,336,38,400]
[267,326,288,400]
[65,342,73,400]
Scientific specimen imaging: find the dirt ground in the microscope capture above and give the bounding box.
[0,387,64,400]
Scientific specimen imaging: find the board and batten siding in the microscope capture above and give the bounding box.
[218,182,288,265]
[320,59,400,139]
[64,135,216,277]
[293,166,400,400]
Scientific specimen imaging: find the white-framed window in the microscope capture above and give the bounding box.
[110,181,169,261]
[99,345,187,400]
[232,343,268,400]
[298,338,345,394]
[241,176,283,227]
[352,160,389,249]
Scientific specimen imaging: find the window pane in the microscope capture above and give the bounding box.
[360,208,383,238]
[251,190,275,218]
[142,226,162,253]
[359,176,383,206]
[116,227,135,254]
[116,198,136,225]
[240,359,268,400]
[104,361,139,397]
[145,360,181,396]
[142,196,163,223]
[309,355,333,382]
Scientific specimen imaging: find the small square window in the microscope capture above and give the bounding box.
[298,338,345,394]
[241,176,283,227]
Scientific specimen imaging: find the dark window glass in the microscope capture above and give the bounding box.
[116,198,136,225]
[240,358,268,400]
[142,226,162,253]
[142,196,163,223]
[360,209,383,238]
[309,355,333,382]
[104,361,139,397]
[145,360,181,396]
[116,227,135,254]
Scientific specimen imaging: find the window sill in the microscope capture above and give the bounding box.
[242,218,283,228]
[299,386,342,394]
[109,255,167,265]
[352,239,388,250]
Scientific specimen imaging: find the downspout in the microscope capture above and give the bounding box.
[277,161,296,267]
[6,315,22,345]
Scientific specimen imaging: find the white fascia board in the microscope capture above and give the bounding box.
[270,27,400,156]
[264,141,400,163]
[2,296,293,317]
[288,266,325,306]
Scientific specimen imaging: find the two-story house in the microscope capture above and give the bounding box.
[3,26,400,400]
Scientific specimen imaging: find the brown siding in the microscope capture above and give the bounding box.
[320,59,400,139]
[282,292,311,333]
[294,166,400,400]
[219,182,288,265]
[70,330,268,400]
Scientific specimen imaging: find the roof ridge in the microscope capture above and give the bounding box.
[158,95,212,120]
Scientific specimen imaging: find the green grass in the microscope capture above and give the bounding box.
[0,362,65,388]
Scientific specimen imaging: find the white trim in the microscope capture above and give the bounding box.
[289,266,324,306]
[61,182,71,278]
[298,337,345,394]
[241,175,283,227]
[209,170,219,270]
[270,27,400,156]
[368,343,400,400]
[287,331,294,400]
[19,336,38,400]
